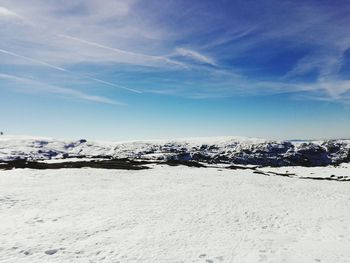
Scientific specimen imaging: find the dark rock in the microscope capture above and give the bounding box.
[45,249,58,255]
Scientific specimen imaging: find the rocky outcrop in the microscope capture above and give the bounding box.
[133,140,350,167]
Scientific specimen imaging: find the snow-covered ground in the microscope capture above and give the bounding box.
[1,135,349,166]
[259,163,350,181]
[1,166,350,263]
[0,135,267,161]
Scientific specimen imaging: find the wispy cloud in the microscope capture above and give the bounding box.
[173,48,217,66]
[0,6,21,18]
[0,48,67,72]
[0,2,183,68]
[1,0,350,105]
[0,48,140,93]
[0,73,124,105]
[56,34,185,68]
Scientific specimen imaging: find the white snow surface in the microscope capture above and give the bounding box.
[1,165,350,262]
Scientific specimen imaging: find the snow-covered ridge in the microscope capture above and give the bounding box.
[0,135,349,166]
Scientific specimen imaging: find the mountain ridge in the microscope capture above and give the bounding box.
[0,135,349,167]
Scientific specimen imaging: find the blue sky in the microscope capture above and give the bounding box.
[0,0,350,140]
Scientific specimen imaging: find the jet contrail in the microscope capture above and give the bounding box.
[0,48,141,93]
[84,77,141,93]
[0,48,67,72]
[57,34,141,56]
[1,6,183,68]
[56,34,186,68]
[0,72,125,105]
[1,6,180,92]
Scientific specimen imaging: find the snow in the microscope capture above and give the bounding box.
[1,135,350,167]
[1,166,350,262]
[0,135,267,161]
[259,163,350,180]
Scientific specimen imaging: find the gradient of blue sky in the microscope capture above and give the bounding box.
[0,0,350,140]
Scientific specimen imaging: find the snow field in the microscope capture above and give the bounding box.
[1,166,350,262]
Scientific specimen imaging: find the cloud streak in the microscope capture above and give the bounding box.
[0,48,141,93]
[173,48,217,66]
[0,6,21,18]
[0,73,124,105]
[0,48,67,72]
[1,1,350,105]
[56,34,185,68]
[0,3,185,68]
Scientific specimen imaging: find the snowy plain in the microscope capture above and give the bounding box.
[1,165,350,263]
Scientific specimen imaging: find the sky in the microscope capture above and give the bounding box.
[0,0,350,141]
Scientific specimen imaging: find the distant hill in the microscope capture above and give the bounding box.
[0,135,349,167]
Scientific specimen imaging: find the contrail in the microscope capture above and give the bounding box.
[57,34,142,56]
[1,6,181,67]
[56,34,185,67]
[0,72,125,105]
[85,77,141,93]
[1,6,184,91]
[0,48,141,93]
[0,48,67,72]
[1,6,180,92]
